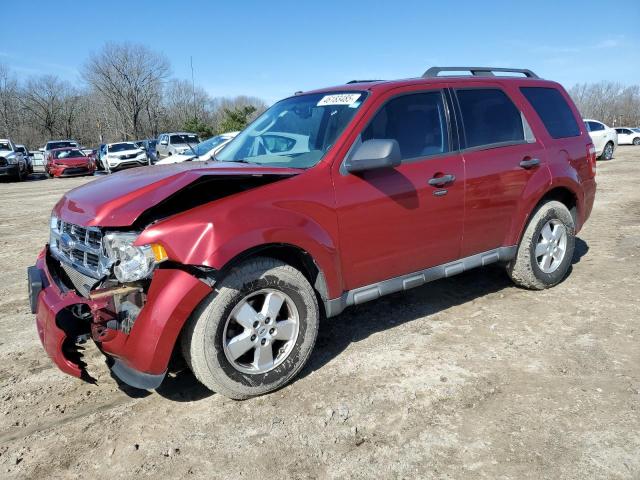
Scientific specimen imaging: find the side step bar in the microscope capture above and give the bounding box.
[324,246,516,318]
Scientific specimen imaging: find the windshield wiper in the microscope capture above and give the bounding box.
[181,135,199,159]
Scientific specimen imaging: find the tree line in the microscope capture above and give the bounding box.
[568,82,640,127]
[0,42,267,149]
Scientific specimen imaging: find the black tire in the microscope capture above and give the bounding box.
[633,137,640,146]
[181,257,319,399]
[507,200,575,290]
[599,142,614,160]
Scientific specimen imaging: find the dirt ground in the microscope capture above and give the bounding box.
[1,148,639,480]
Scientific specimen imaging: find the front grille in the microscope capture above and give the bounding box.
[61,167,90,176]
[119,153,137,160]
[50,220,110,296]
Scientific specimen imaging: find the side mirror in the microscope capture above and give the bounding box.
[345,139,401,173]
[160,140,168,146]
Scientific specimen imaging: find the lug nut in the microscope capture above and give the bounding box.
[251,334,256,341]
[253,321,259,328]
[261,338,267,346]
[269,328,275,334]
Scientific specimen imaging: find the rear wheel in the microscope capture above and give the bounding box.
[181,257,319,399]
[600,142,614,160]
[507,200,575,290]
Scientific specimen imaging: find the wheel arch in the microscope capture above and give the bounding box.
[216,242,331,316]
[510,183,580,246]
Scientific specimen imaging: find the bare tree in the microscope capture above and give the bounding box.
[0,63,20,138]
[569,81,640,126]
[83,42,170,139]
[21,75,70,138]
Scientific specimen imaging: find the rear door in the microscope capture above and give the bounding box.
[586,121,607,153]
[333,85,465,290]
[453,85,548,256]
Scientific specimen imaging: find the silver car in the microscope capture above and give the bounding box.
[156,132,201,159]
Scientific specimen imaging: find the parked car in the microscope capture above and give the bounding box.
[15,144,33,174]
[614,127,640,146]
[103,142,151,172]
[41,140,80,163]
[134,139,158,164]
[584,119,617,160]
[155,132,238,165]
[45,148,96,178]
[28,66,597,399]
[0,138,28,181]
[156,132,200,158]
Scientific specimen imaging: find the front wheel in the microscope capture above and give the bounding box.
[633,137,640,146]
[181,257,319,399]
[507,200,576,290]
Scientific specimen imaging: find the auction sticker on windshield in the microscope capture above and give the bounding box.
[317,93,361,106]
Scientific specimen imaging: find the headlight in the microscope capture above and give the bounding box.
[5,155,17,164]
[104,232,168,283]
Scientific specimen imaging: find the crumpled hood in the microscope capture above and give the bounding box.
[53,162,301,227]
[0,149,15,157]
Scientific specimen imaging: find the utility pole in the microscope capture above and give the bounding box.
[190,56,196,122]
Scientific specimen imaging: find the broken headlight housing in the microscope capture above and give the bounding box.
[103,232,167,283]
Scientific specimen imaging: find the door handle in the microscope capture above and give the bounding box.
[428,174,455,186]
[519,158,540,169]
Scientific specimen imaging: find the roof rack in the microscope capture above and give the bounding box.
[346,79,382,84]
[423,67,539,79]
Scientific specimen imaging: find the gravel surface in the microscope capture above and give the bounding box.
[1,149,639,479]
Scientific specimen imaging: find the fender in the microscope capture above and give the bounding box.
[505,162,552,246]
[136,169,344,298]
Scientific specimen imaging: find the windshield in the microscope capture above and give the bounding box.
[0,142,11,150]
[109,142,138,152]
[170,134,200,144]
[47,141,77,150]
[633,128,640,133]
[217,92,366,168]
[53,149,85,159]
[192,135,231,156]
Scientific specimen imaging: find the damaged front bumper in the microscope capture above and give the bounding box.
[28,247,212,389]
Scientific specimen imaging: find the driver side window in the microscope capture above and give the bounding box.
[361,91,450,161]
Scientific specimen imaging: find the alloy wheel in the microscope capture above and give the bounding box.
[535,219,568,274]
[222,289,300,374]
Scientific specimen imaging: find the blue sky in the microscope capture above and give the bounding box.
[1,0,638,103]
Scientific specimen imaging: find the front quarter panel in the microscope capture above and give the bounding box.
[136,167,344,298]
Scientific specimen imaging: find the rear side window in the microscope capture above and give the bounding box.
[586,121,605,132]
[456,89,524,148]
[361,91,449,160]
[520,87,580,139]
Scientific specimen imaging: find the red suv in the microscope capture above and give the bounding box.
[28,67,596,399]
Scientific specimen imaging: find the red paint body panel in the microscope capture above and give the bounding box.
[53,162,302,227]
[34,250,85,379]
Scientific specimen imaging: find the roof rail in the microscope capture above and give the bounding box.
[346,79,382,84]
[423,67,539,79]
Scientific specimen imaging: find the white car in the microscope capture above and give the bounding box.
[104,142,150,172]
[41,140,79,162]
[0,138,28,181]
[155,132,239,165]
[156,132,201,158]
[614,127,640,146]
[584,119,617,160]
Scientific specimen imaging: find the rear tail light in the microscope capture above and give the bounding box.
[587,143,597,178]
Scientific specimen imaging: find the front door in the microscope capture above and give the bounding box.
[333,87,465,290]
